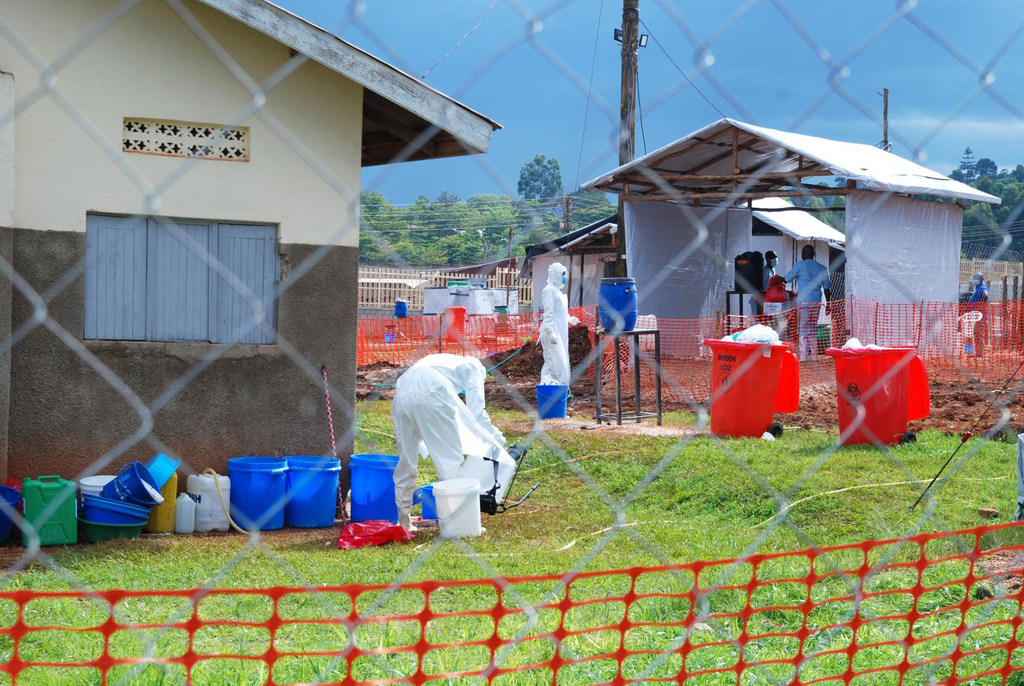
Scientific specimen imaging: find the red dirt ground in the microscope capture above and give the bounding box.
[357,335,1024,437]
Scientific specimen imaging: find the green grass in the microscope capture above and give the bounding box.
[2,400,1022,684]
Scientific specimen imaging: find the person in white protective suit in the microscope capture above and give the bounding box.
[539,262,579,386]
[391,354,508,530]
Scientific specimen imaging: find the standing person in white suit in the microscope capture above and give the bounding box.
[391,354,507,530]
[539,262,578,386]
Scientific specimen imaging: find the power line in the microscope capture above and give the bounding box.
[574,0,604,191]
[639,18,727,119]
[421,0,499,80]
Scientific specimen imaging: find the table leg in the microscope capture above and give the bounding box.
[633,334,642,423]
[614,336,622,426]
[655,331,663,426]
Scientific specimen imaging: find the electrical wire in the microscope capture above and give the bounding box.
[421,0,499,80]
[636,57,648,156]
[639,18,728,119]
[574,0,604,191]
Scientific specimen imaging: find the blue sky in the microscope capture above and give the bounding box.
[279,0,1024,204]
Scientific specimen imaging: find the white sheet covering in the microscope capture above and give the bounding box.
[845,191,961,304]
[625,201,751,321]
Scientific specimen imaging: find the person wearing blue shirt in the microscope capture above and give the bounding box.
[782,245,831,360]
[967,271,989,355]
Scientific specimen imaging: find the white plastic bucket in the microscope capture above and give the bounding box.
[432,478,482,539]
[187,474,231,533]
[79,475,115,499]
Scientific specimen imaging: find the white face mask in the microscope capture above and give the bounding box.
[973,278,981,287]
[769,258,777,268]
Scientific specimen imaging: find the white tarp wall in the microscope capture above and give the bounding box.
[625,201,752,321]
[532,251,614,311]
[845,190,962,346]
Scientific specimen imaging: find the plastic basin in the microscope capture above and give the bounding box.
[228,457,288,531]
[78,475,115,499]
[349,454,399,524]
[536,384,568,419]
[704,339,800,438]
[102,462,164,507]
[144,453,181,490]
[0,485,21,542]
[433,478,482,539]
[598,277,638,334]
[285,456,341,528]
[80,495,150,526]
[826,347,930,445]
[78,518,145,543]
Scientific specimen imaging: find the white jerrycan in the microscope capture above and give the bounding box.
[461,446,516,502]
[174,493,196,534]
[187,474,231,533]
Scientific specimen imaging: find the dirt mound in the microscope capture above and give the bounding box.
[356,360,402,400]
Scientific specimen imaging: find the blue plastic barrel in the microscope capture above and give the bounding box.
[395,300,408,318]
[598,277,638,333]
[285,456,341,528]
[413,484,437,521]
[0,486,21,542]
[536,384,569,419]
[349,454,399,523]
[229,457,288,531]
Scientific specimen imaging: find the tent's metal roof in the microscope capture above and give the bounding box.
[584,118,999,205]
[752,198,845,247]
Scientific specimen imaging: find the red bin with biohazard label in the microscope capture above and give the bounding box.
[704,339,800,437]
[826,346,930,445]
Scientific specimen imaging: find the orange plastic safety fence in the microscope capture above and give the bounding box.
[3,523,1024,684]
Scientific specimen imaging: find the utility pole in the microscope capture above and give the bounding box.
[615,0,639,277]
[564,194,573,233]
[881,87,890,152]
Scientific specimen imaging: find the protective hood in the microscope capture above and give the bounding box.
[548,262,567,290]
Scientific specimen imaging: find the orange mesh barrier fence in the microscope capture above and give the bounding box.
[4,523,1024,684]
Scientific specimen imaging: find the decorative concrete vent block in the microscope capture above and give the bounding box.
[122,117,249,162]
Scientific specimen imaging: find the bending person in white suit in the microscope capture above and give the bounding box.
[391,354,507,530]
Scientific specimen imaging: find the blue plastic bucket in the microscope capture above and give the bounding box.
[228,457,288,531]
[598,277,638,334]
[413,484,437,521]
[536,384,569,419]
[349,454,399,523]
[144,453,180,490]
[0,486,21,542]
[80,494,150,525]
[285,456,341,528]
[101,462,163,507]
[395,300,408,318]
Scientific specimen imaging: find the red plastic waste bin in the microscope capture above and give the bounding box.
[444,306,466,341]
[704,339,800,437]
[826,346,930,445]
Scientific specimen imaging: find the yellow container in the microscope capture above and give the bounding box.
[144,472,177,534]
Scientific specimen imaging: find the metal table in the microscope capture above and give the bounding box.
[594,329,662,426]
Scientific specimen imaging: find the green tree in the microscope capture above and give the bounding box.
[975,157,998,179]
[957,147,977,182]
[517,155,563,201]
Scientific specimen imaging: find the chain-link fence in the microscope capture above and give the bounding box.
[2,1,1024,684]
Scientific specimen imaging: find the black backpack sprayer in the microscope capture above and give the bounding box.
[479,445,540,516]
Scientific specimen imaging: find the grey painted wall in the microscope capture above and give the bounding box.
[6,228,357,490]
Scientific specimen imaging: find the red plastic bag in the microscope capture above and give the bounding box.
[338,520,414,549]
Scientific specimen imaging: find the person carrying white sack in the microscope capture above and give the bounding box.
[539,262,579,386]
[391,354,508,530]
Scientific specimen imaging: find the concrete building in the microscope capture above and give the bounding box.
[0,0,498,479]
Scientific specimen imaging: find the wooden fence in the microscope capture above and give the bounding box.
[357,266,532,310]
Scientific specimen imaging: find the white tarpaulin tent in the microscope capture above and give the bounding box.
[585,119,1000,309]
